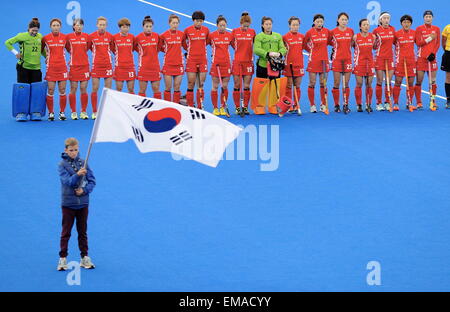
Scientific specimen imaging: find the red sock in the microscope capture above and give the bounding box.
[345,87,350,104]
[220,89,229,107]
[355,87,362,105]
[211,90,218,109]
[432,84,437,96]
[81,93,88,112]
[60,94,67,112]
[164,91,172,102]
[243,89,251,108]
[173,91,181,104]
[415,85,422,105]
[393,85,401,104]
[385,83,391,103]
[91,92,98,113]
[46,95,54,113]
[320,87,326,105]
[332,88,340,106]
[186,90,194,107]
[308,86,315,106]
[376,85,383,104]
[69,93,77,112]
[366,87,373,105]
[233,90,240,108]
[295,87,301,105]
[138,93,146,97]
[153,92,161,99]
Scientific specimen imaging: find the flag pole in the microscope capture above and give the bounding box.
[83,87,109,169]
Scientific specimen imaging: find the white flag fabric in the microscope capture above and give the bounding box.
[91,88,243,167]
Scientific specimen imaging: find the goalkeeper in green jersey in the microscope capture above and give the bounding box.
[5,18,47,121]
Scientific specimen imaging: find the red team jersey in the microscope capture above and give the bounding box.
[304,27,332,72]
[42,33,68,81]
[89,30,114,78]
[394,28,417,76]
[183,25,209,72]
[353,33,375,76]
[330,27,354,72]
[65,32,90,81]
[208,30,233,77]
[112,33,135,80]
[415,24,440,71]
[112,33,135,68]
[134,32,161,81]
[373,25,396,70]
[283,31,305,76]
[231,27,256,76]
[160,29,185,76]
[65,32,90,66]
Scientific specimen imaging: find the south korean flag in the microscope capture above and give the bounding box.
[91,89,243,167]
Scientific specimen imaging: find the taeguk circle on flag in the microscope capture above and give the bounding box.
[143,108,182,133]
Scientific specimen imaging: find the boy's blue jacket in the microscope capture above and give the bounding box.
[58,153,96,209]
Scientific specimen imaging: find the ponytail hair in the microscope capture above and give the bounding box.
[50,18,62,27]
[143,15,154,26]
[359,18,369,29]
[312,14,324,28]
[168,14,180,24]
[72,18,84,31]
[28,17,40,29]
[336,12,349,27]
[261,16,273,32]
[240,12,251,24]
[378,12,390,26]
[216,15,227,25]
[288,16,300,26]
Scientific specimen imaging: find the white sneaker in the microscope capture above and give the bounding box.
[91,113,97,120]
[80,256,95,269]
[384,102,391,111]
[80,112,88,120]
[376,104,385,111]
[57,257,68,271]
[71,112,78,120]
[48,112,55,121]
[320,104,326,112]
[59,112,66,121]
[310,105,317,113]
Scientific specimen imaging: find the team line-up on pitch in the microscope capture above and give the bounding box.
[5,10,450,121]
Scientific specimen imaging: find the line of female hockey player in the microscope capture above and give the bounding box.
[6,10,450,121]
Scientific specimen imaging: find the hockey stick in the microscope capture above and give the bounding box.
[322,61,329,115]
[216,64,230,118]
[428,60,437,111]
[404,59,414,112]
[196,65,204,110]
[289,63,301,116]
[342,60,349,114]
[239,64,245,117]
[385,60,393,113]
[366,59,371,114]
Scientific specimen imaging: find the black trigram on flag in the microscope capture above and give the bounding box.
[190,109,206,120]
[132,99,154,111]
[170,131,193,146]
[132,126,144,143]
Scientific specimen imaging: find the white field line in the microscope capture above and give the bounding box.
[137,0,447,101]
